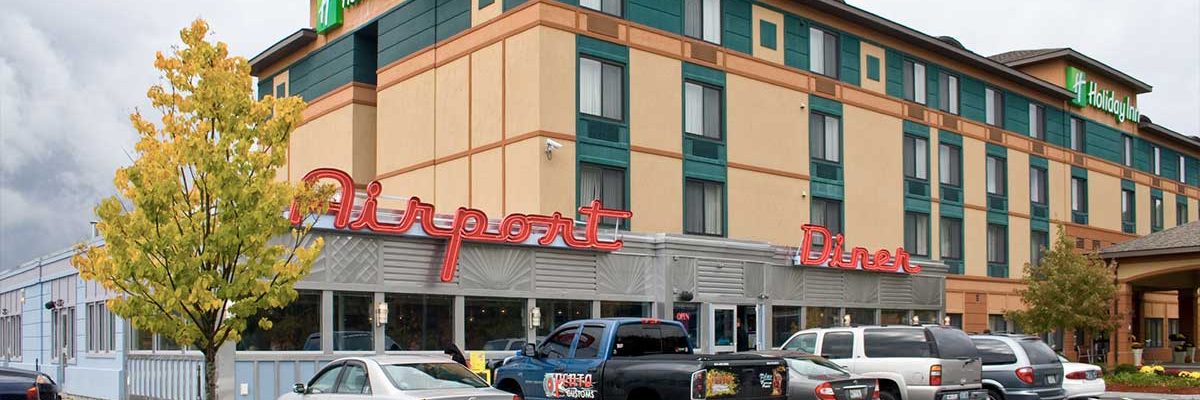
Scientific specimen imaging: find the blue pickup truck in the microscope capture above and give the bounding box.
[493,318,788,400]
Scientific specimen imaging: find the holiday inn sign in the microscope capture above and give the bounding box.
[316,0,369,34]
[1066,65,1140,124]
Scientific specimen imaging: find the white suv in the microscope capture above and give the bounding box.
[780,325,987,400]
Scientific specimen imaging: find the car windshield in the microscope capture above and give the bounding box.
[381,362,490,391]
[785,356,850,379]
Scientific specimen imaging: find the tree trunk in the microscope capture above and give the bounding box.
[204,348,217,400]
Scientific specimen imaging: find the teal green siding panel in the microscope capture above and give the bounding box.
[784,15,808,70]
[1045,106,1066,147]
[759,20,777,49]
[289,33,375,101]
[1030,156,1048,169]
[839,34,860,86]
[437,0,471,42]
[1083,120,1123,164]
[904,197,931,213]
[378,0,436,66]
[683,62,724,85]
[479,0,495,8]
[1161,148,1180,180]
[503,0,528,10]
[578,35,630,62]
[809,95,843,116]
[628,0,682,34]
[683,159,727,182]
[940,203,963,218]
[986,143,1008,158]
[866,55,880,81]
[925,64,940,108]
[987,211,1008,225]
[960,76,986,123]
[904,121,929,137]
[939,130,962,145]
[1031,218,1050,232]
[257,76,274,100]
[1188,157,1200,185]
[1004,91,1029,135]
[1134,137,1152,173]
[577,141,630,167]
[1072,166,1088,179]
[723,0,753,54]
[885,49,903,98]
[811,181,844,200]
[1121,180,1136,191]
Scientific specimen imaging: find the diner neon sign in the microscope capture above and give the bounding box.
[288,168,633,282]
[795,224,921,274]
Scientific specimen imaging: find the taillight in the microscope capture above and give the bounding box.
[691,369,707,399]
[814,382,837,400]
[929,364,942,386]
[1016,367,1035,384]
[1065,371,1086,380]
[872,379,882,400]
[512,396,521,400]
[26,385,37,400]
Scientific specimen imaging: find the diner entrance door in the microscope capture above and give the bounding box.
[709,304,737,353]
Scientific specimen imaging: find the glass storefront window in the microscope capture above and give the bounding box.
[601,301,651,318]
[238,290,322,351]
[538,299,592,337]
[772,306,802,347]
[948,313,963,329]
[385,294,453,351]
[845,308,876,326]
[805,307,839,329]
[881,309,908,325]
[333,292,374,351]
[914,310,939,325]
[673,303,701,349]
[466,297,526,351]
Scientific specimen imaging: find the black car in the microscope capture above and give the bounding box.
[748,351,881,400]
[0,368,60,400]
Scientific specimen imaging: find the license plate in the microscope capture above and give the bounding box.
[943,393,960,400]
[1047,375,1057,384]
[846,388,865,400]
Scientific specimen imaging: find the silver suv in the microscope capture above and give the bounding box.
[780,325,987,400]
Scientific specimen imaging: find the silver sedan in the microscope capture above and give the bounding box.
[278,355,515,400]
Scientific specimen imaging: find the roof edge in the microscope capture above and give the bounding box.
[1003,48,1153,94]
[1099,245,1200,260]
[249,28,317,76]
[1139,119,1200,152]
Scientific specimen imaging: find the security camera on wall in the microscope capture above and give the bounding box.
[545,138,563,159]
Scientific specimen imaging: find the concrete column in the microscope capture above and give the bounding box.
[215,341,236,400]
[1112,283,1134,366]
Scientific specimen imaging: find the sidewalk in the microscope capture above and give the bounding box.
[1100,391,1200,400]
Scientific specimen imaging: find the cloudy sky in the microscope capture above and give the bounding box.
[1,1,1197,269]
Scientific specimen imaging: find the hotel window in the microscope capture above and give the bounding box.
[985,87,1004,126]
[986,155,1006,196]
[903,135,928,181]
[809,26,838,78]
[1144,318,1163,347]
[580,0,621,17]
[810,197,843,249]
[1123,136,1134,167]
[1181,157,1188,183]
[1153,146,1161,175]
[238,290,321,351]
[938,72,959,114]
[1031,230,1048,267]
[683,0,721,44]
[684,81,722,139]
[86,301,115,353]
[332,292,374,351]
[988,315,1009,333]
[939,144,961,187]
[940,217,962,270]
[1180,201,1190,225]
[579,163,627,226]
[1152,194,1163,232]
[904,212,930,257]
[1029,166,1047,206]
[1029,103,1045,140]
[987,224,1007,273]
[903,59,926,105]
[466,297,526,351]
[51,306,76,362]
[384,294,453,351]
[1071,177,1088,221]
[685,179,724,236]
[1069,117,1085,151]
[1121,189,1135,233]
[579,56,624,121]
[810,113,841,163]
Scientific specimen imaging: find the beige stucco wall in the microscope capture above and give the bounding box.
[727,75,807,175]
[629,49,682,153]
[859,42,885,94]
[505,26,575,138]
[751,5,785,65]
[1008,151,1030,215]
[472,0,503,26]
[964,208,988,276]
[1165,193,1179,229]
[290,104,377,184]
[1136,183,1150,234]
[728,168,807,246]
[962,137,986,207]
[435,158,470,212]
[1089,171,1122,232]
[505,137,543,215]
[1009,216,1030,279]
[471,148,503,215]
[377,166,435,209]
[630,152,682,233]
[436,57,471,159]
[472,42,505,147]
[1048,160,1070,222]
[377,70,435,174]
[843,104,902,250]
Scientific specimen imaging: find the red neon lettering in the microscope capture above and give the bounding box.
[796,224,919,275]
[289,168,633,282]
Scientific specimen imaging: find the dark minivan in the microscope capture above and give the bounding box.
[970,334,1064,400]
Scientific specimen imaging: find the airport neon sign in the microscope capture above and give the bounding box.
[289,168,632,282]
[795,224,921,274]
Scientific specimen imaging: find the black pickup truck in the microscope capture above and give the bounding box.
[493,318,788,400]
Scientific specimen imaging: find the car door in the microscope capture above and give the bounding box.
[330,360,372,398]
[302,362,346,400]
[560,324,606,399]
[530,324,580,400]
[782,332,818,353]
[820,331,857,371]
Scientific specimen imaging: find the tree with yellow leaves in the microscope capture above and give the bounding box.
[72,19,330,399]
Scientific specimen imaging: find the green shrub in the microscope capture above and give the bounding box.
[1112,364,1138,375]
[1107,372,1200,388]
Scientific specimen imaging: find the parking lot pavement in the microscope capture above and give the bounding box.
[1099,391,1200,400]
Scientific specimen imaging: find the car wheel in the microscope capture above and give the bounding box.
[878,390,899,400]
[986,389,1003,400]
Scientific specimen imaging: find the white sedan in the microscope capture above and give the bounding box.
[1058,355,1105,399]
[279,355,516,400]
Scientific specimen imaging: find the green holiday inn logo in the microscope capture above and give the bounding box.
[316,0,367,34]
[1066,65,1139,124]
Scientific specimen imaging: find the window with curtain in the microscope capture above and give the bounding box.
[1152,195,1163,232]
[1180,157,1187,184]
[684,81,722,139]
[986,155,1006,196]
[1029,103,1045,140]
[1121,189,1135,229]
[808,26,838,78]
[811,197,843,249]
[1029,166,1047,205]
[938,72,959,114]
[1070,117,1085,151]
[985,87,1004,126]
[939,143,961,187]
[579,56,624,121]
[1179,202,1190,225]
[1071,177,1087,213]
[940,217,962,261]
[903,60,926,104]
[904,135,928,180]
[1153,146,1161,175]
[987,224,1007,264]
[810,113,840,163]
[685,179,723,235]
[1031,230,1048,267]
[579,163,627,226]
[580,0,622,16]
[904,212,930,257]
[1123,136,1133,167]
[683,0,721,44]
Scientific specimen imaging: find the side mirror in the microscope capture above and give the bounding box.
[292,383,306,394]
[522,343,538,358]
